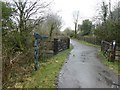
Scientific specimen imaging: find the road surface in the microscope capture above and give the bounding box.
[57,39,119,88]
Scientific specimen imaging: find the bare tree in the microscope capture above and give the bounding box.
[101,1,108,23]
[73,11,79,38]
[7,0,51,50]
[109,0,112,19]
[46,13,62,39]
[11,0,51,33]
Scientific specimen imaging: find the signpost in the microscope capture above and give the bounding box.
[33,32,48,70]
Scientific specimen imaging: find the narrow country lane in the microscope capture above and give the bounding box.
[57,39,119,88]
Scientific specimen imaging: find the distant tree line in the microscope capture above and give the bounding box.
[64,1,120,45]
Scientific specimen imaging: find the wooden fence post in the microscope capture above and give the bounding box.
[101,40,104,52]
[53,38,58,55]
[111,40,116,62]
[67,38,70,49]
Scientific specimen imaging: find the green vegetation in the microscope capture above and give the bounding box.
[65,1,120,44]
[2,0,120,88]
[80,19,93,36]
[97,51,120,74]
[63,27,75,38]
[2,0,64,88]
[15,45,72,88]
[94,1,120,43]
[74,39,100,48]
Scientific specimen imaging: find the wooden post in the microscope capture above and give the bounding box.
[53,38,58,55]
[101,40,103,52]
[67,38,70,49]
[111,40,116,62]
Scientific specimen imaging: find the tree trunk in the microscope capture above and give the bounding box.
[75,23,77,38]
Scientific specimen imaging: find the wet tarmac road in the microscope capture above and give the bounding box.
[57,39,119,88]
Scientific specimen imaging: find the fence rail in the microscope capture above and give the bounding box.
[53,37,70,54]
[77,36,120,62]
[39,37,70,55]
[101,40,120,62]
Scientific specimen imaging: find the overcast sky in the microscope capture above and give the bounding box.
[51,0,118,31]
[5,0,118,31]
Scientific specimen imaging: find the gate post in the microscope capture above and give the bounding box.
[54,38,58,55]
[101,40,104,52]
[67,38,70,49]
[111,40,116,62]
[34,39,39,71]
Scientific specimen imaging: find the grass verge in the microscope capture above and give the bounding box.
[73,39,100,48]
[76,39,120,75]
[16,45,73,88]
[97,50,120,74]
